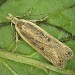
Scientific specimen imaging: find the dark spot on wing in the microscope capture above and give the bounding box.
[58,63,62,66]
[68,51,72,56]
[40,47,44,50]
[47,38,51,42]
[59,60,62,62]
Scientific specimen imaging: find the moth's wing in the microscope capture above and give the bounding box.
[20,20,73,60]
[59,45,73,60]
[33,40,66,68]
[31,29,73,61]
[47,39,73,60]
[42,47,66,68]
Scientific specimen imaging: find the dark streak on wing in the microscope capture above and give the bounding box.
[22,22,52,42]
[19,27,46,51]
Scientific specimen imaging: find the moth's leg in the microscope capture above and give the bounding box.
[11,23,19,52]
[28,16,48,23]
[7,23,16,51]
[13,32,19,52]
[10,23,20,52]
[11,22,13,28]
[16,32,19,44]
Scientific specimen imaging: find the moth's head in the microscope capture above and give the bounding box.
[6,13,19,24]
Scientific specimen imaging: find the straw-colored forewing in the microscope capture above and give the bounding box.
[6,14,73,69]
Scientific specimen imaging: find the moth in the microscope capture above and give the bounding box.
[6,14,73,69]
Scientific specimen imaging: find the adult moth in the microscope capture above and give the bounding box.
[6,14,73,69]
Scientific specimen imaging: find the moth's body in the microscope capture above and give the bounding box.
[7,14,73,69]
